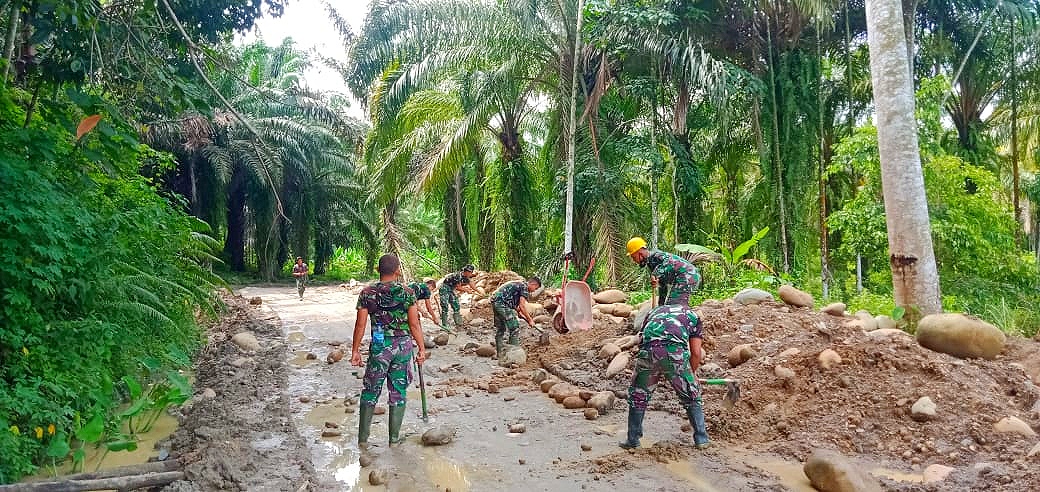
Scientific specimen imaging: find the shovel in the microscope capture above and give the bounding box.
[697,378,741,408]
[415,358,429,422]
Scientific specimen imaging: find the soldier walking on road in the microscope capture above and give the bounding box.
[292,257,308,301]
[490,277,541,358]
[626,237,701,307]
[439,264,477,330]
[351,254,427,447]
[619,304,710,450]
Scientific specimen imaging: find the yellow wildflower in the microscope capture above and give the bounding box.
[22,347,28,356]
[35,427,43,439]
[47,424,55,436]
[8,425,18,435]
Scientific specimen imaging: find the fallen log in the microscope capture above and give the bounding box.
[0,471,184,491]
[24,461,180,483]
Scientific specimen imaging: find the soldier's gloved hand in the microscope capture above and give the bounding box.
[350,351,363,367]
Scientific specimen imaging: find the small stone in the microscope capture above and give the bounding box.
[530,369,549,384]
[322,430,342,438]
[509,424,526,434]
[581,443,592,452]
[875,315,897,331]
[369,469,388,486]
[201,388,216,399]
[230,357,250,368]
[463,342,479,350]
[475,344,496,357]
[1027,442,1040,457]
[299,396,312,403]
[923,464,956,484]
[774,365,796,380]
[697,363,725,379]
[584,408,599,420]
[549,382,580,403]
[822,303,846,316]
[499,347,527,366]
[681,423,692,432]
[424,336,437,349]
[249,296,262,305]
[326,349,345,364]
[305,352,318,360]
[324,421,340,429]
[855,311,879,331]
[738,324,754,333]
[727,344,756,368]
[586,391,616,414]
[504,395,515,402]
[562,396,586,409]
[434,333,450,345]
[911,397,937,422]
[487,384,500,394]
[422,426,456,445]
[598,343,621,359]
[518,459,526,465]
[374,406,386,415]
[605,352,631,377]
[778,348,801,358]
[359,454,374,467]
[231,332,261,351]
[818,349,842,370]
[578,390,595,401]
[344,407,355,414]
[993,416,1036,437]
[540,379,559,393]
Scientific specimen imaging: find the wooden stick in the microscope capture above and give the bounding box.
[0,471,184,491]
[23,461,180,483]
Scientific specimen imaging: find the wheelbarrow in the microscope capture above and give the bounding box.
[551,255,595,334]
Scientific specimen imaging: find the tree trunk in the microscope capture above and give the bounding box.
[765,11,791,273]
[474,154,496,269]
[817,26,830,299]
[443,171,469,267]
[224,169,247,272]
[865,0,942,315]
[498,117,531,272]
[1,1,20,86]
[1010,17,1021,239]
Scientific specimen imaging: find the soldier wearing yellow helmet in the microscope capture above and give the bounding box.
[627,237,701,307]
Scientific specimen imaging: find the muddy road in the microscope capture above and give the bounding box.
[228,284,816,492]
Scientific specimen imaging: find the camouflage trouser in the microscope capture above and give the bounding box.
[439,285,462,328]
[628,340,702,411]
[493,303,520,346]
[360,335,414,408]
[296,276,307,297]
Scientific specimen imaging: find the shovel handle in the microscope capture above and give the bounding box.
[697,378,738,385]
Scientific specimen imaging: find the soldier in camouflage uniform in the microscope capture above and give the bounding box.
[626,237,701,306]
[490,277,542,357]
[407,279,441,326]
[619,304,710,450]
[351,254,427,447]
[439,264,477,329]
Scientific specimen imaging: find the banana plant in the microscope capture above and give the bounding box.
[675,227,773,280]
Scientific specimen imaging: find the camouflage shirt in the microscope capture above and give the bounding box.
[643,250,701,294]
[442,272,470,289]
[407,281,432,300]
[640,304,701,346]
[356,281,416,336]
[491,280,529,309]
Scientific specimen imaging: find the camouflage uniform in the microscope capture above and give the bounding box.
[621,304,710,449]
[491,280,529,354]
[356,282,417,408]
[293,262,308,299]
[641,250,701,306]
[628,304,703,411]
[438,272,469,328]
[407,281,433,301]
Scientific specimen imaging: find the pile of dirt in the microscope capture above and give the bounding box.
[472,270,524,297]
[487,285,1040,489]
[161,295,318,491]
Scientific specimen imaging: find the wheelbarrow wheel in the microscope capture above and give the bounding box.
[552,311,569,334]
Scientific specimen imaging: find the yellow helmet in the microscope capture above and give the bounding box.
[626,237,648,256]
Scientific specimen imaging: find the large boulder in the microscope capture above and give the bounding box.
[475,344,496,357]
[231,332,261,352]
[821,303,847,316]
[594,304,617,316]
[586,391,616,413]
[499,347,527,366]
[915,313,1006,360]
[605,352,631,377]
[734,288,774,306]
[803,449,883,492]
[548,382,580,403]
[778,285,814,308]
[598,343,621,359]
[855,311,878,331]
[612,303,635,318]
[593,289,628,304]
[421,426,456,446]
[727,344,755,368]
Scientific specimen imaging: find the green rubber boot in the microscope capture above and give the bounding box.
[357,405,375,447]
[388,405,406,445]
[618,407,645,449]
[495,334,505,358]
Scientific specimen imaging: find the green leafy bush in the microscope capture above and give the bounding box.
[0,92,219,481]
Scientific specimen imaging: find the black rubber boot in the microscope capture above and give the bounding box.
[357,405,374,447]
[388,405,406,445]
[618,407,644,449]
[687,398,711,449]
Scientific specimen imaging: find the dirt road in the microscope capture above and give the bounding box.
[231,284,816,492]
